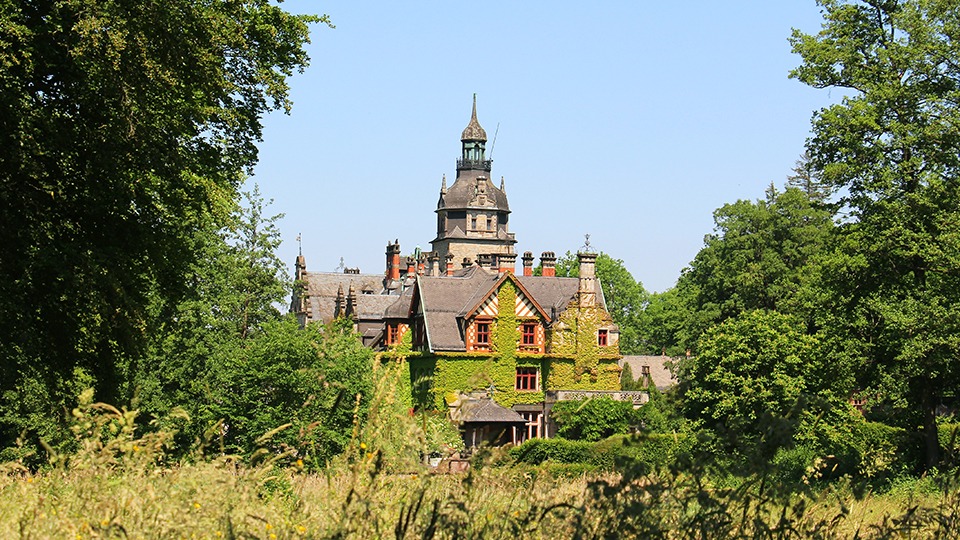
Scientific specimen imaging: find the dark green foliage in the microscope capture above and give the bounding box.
[210,317,373,463]
[551,396,638,441]
[791,0,960,469]
[679,310,852,465]
[510,433,695,472]
[0,0,318,452]
[619,362,637,391]
[673,187,834,353]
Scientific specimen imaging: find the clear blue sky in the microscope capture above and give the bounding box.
[252,2,834,293]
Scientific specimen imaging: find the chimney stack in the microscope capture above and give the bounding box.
[295,254,307,281]
[541,251,557,277]
[462,257,474,269]
[577,251,597,307]
[498,252,517,274]
[405,256,416,276]
[445,254,455,276]
[385,240,401,282]
[522,251,534,277]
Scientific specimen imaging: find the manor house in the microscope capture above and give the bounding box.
[291,97,634,447]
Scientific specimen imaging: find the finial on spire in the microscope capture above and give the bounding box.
[441,174,447,194]
[500,176,505,193]
[461,94,487,142]
[296,233,302,256]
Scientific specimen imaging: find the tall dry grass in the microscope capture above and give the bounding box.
[4,365,960,538]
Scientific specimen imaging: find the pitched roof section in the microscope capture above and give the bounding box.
[460,397,527,424]
[416,270,590,352]
[299,272,387,323]
[620,355,677,391]
[416,269,500,352]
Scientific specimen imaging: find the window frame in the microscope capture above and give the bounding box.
[515,366,539,391]
[598,328,609,346]
[474,320,491,349]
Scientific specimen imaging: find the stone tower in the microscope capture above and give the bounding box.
[430,95,517,269]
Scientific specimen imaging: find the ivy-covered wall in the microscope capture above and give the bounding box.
[547,298,620,382]
[404,279,621,410]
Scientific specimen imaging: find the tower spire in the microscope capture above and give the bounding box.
[441,173,447,194]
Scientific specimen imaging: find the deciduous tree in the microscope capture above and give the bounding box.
[0,1,321,451]
[791,0,960,468]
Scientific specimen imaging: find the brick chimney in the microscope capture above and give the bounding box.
[499,252,517,274]
[405,256,416,276]
[521,251,534,277]
[577,251,597,307]
[445,254,455,276]
[385,240,401,282]
[540,251,556,277]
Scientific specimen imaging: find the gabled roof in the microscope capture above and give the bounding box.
[461,272,553,324]
[416,269,500,352]
[415,268,590,352]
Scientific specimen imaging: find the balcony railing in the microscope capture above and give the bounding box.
[457,158,492,171]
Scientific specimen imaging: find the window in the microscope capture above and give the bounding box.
[641,365,651,377]
[598,329,608,346]
[515,367,538,391]
[518,411,543,441]
[475,321,490,349]
[387,324,399,345]
[521,322,536,346]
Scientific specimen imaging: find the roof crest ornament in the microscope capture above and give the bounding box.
[441,174,447,194]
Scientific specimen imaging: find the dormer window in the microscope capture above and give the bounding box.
[598,329,609,347]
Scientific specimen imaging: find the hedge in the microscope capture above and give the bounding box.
[510,433,695,471]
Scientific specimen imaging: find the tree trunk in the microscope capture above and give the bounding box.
[922,390,940,470]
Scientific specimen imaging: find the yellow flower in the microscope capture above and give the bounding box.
[359,442,367,450]
[101,519,110,527]
[296,459,304,468]
[265,523,272,530]
[193,502,201,509]
[297,525,306,534]
[132,445,140,452]
[269,535,277,540]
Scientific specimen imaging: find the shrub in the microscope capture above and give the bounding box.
[550,397,638,441]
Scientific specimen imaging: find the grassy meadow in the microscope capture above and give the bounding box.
[3,451,960,539]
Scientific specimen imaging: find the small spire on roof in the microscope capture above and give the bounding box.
[460,93,487,142]
[500,176,505,193]
[441,173,447,194]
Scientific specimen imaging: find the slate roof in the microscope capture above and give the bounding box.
[298,272,390,324]
[460,397,527,424]
[416,268,604,352]
[440,174,509,212]
[620,355,677,391]
[417,269,500,352]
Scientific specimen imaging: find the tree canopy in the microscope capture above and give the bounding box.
[791,0,960,468]
[0,1,321,453]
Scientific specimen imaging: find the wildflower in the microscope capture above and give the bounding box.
[265,523,272,531]
[297,525,306,534]
[296,459,304,468]
[101,519,110,527]
[269,535,277,540]
[193,502,201,509]
[132,445,140,452]
[359,442,367,450]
